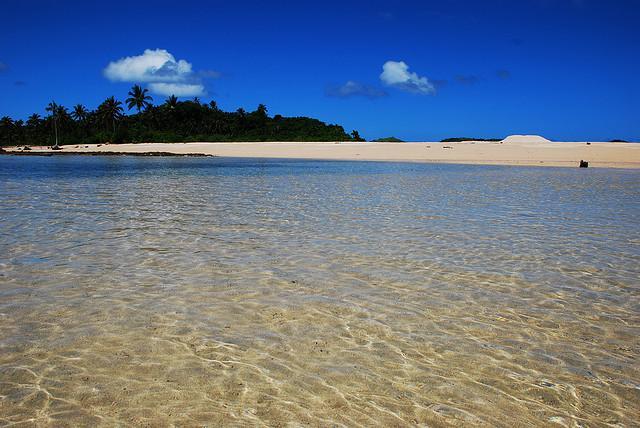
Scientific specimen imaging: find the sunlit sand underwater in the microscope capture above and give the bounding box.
[1,156,638,426]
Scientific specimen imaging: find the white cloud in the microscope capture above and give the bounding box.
[199,70,222,79]
[148,82,205,97]
[326,81,387,98]
[104,49,193,82]
[104,49,215,98]
[380,61,435,95]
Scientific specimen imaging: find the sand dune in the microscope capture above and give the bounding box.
[501,135,552,143]
[4,140,640,168]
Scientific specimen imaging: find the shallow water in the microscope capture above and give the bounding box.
[0,156,639,427]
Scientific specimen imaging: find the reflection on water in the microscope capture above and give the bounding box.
[0,156,638,426]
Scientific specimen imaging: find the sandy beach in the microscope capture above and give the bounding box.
[4,139,640,168]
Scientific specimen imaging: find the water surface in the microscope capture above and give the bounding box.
[1,156,639,426]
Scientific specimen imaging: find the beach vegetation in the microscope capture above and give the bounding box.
[440,137,502,142]
[126,85,153,112]
[97,96,124,136]
[351,130,365,141]
[372,136,404,142]
[0,92,356,146]
[0,116,15,145]
[45,102,70,149]
[71,105,89,122]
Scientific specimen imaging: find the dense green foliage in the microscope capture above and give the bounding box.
[372,137,404,142]
[440,137,502,142]
[0,88,357,146]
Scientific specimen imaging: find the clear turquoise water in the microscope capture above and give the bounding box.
[1,156,639,426]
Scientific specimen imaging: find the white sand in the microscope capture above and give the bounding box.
[5,140,640,168]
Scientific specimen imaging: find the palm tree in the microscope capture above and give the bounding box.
[26,113,41,127]
[45,101,61,149]
[71,104,88,122]
[256,104,268,117]
[98,96,124,135]
[0,116,14,145]
[1,116,14,128]
[56,106,70,122]
[25,114,42,144]
[126,84,153,112]
[165,95,178,110]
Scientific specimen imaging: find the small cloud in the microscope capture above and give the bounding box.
[378,11,394,20]
[148,82,205,97]
[326,81,387,99]
[455,75,480,85]
[380,61,435,95]
[104,49,193,82]
[14,80,27,86]
[511,37,524,46]
[432,79,448,89]
[496,69,511,80]
[199,70,222,79]
[0,62,7,72]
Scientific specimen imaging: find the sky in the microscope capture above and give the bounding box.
[0,0,638,141]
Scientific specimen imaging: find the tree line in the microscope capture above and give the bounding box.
[0,85,364,147]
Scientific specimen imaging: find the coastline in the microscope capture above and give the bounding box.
[3,140,640,168]
[2,150,213,157]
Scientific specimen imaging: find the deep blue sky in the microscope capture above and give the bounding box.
[1,0,638,141]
